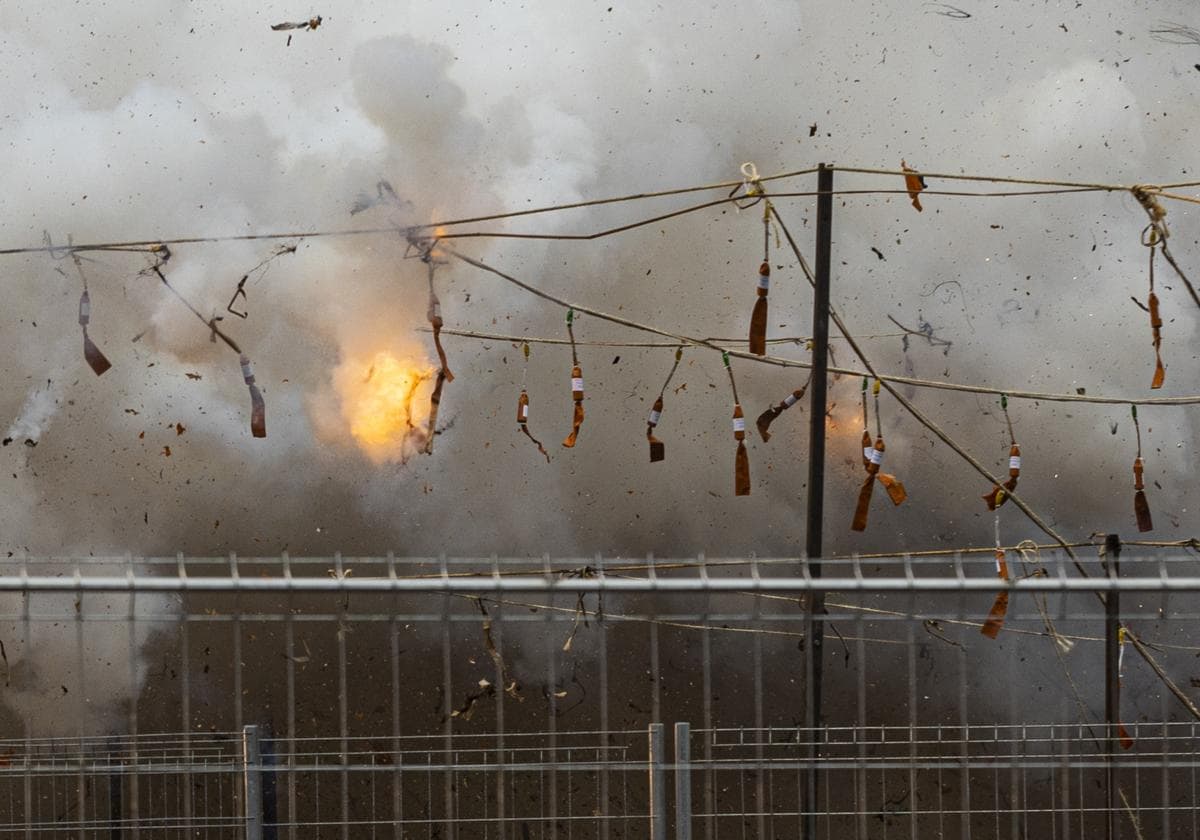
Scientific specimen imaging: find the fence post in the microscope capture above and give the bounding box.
[674,723,692,840]
[243,725,264,840]
[649,723,667,840]
[1104,534,1122,840]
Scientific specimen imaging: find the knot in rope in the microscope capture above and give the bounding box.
[1132,184,1169,234]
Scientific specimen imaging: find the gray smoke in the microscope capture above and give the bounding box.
[1,1,1199,733]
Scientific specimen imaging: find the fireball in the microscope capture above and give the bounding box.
[333,350,437,462]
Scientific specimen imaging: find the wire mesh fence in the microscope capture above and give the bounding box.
[1,550,1198,837]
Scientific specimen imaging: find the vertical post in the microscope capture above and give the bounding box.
[109,770,122,840]
[243,725,264,840]
[1104,534,1122,840]
[803,162,834,839]
[261,727,279,840]
[649,724,667,840]
[674,723,692,840]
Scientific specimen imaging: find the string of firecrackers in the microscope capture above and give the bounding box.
[850,378,907,532]
[72,254,113,377]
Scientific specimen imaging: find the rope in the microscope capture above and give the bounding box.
[427,328,1200,407]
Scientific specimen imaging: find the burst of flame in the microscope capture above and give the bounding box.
[334,350,436,462]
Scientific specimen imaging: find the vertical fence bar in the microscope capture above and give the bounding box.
[649,723,667,840]
[1105,534,1122,840]
[675,723,692,840]
[262,727,279,840]
[244,725,264,840]
[109,770,122,840]
[803,161,834,840]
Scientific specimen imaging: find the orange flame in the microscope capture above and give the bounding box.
[334,350,436,462]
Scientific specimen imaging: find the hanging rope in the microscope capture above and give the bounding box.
[72,255,112,376]
[647,346,683,462]
[1132,184,1200,310]
[724,351,750,496]
[562,309,585,448]
[1141,225,1166,389]
[1131,405,1153,532]
[516,343,549,462]
[982,395,1021,510]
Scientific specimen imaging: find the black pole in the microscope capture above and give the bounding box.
[803,163,833,839]
[1104,533,1122,840]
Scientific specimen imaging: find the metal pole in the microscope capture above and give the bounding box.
[261,726,279,840]
[243,725,264,840]
[1104,534,1122,840]
[674,723,692,840]
[803,162,834,840]
[109,770,122,840]
[649,723,667,840]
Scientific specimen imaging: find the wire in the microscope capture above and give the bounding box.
[2,165,1196,257]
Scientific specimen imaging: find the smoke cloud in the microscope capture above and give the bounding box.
[1,1,1199,732]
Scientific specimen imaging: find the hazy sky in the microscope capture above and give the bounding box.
[1,0,1198,559]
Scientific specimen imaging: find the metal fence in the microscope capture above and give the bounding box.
[1,550,1198,838]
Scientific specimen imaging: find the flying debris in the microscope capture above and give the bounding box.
[271,15,322,46]
[901,160,927,212]
[350,180,411,215]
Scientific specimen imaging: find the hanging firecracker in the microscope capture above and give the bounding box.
[748,202,772,356]
[562,309,585,448]
[851,378,907,532]
[982,395,1020,510]
[756,377,810,442]
[646,347,683,462]
[1131,405,1153,532]
[240,354,266,438]
[516,343,549,462]
[981,518,1010,640]
[723,351,750,496]
[73,256,112,376]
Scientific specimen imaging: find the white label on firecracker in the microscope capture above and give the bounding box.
[757,274,770,291]
[572,378,584,392]
[994,551,1004,573]
[429,302,441,319]
[733,417,746,432]
[868,448,883,465]
[783,393,798,407]
[241,360,254,381]
[1009,455,1021,470]
[519,405,528,421]
[864,446,874,461]
[648,410,661,425]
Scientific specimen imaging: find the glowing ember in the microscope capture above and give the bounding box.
[335,351,436,462]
